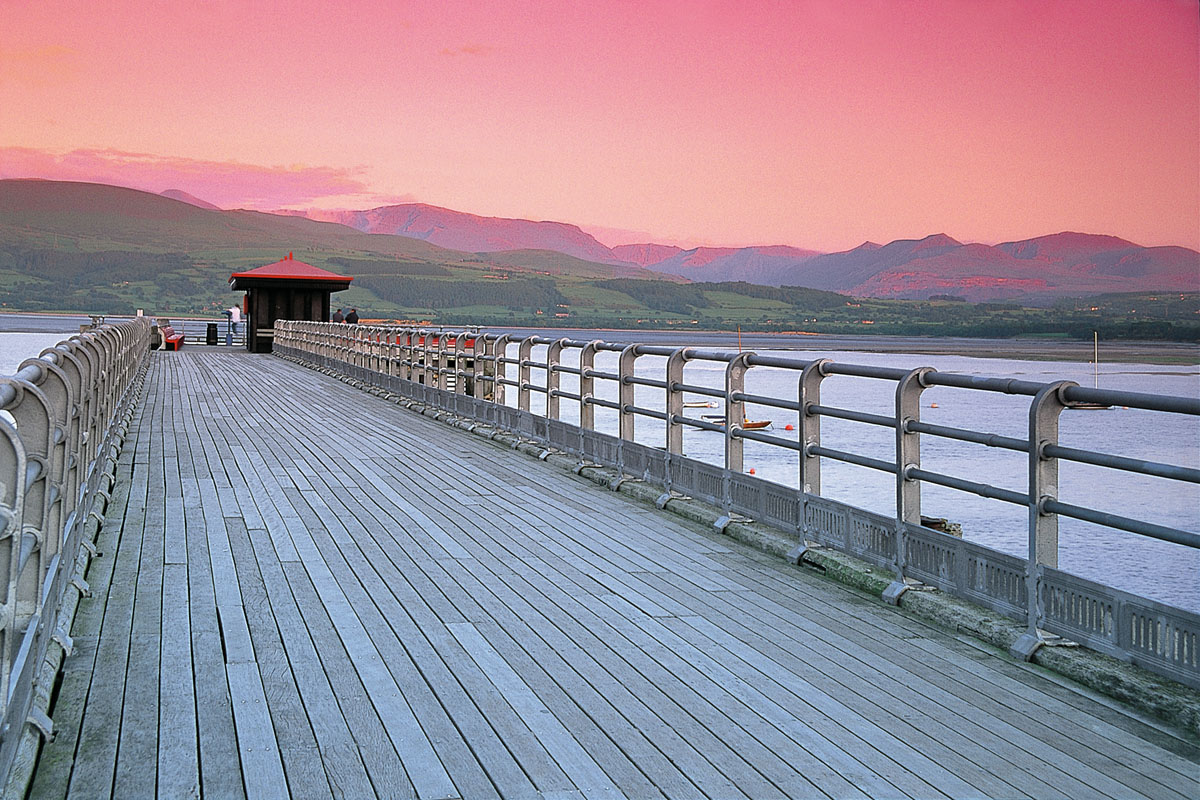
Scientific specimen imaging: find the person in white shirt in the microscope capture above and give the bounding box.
[229,305,242,334]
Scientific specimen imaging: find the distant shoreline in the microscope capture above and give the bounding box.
[3,311,1196,366]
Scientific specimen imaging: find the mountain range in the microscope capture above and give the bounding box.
[8,180,1195,305]
[265,200,1197,303]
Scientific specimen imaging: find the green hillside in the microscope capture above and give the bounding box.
[1,180,1196,341]
[0,179,664,316]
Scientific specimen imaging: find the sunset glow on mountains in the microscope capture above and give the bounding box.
[1,0,1196,252]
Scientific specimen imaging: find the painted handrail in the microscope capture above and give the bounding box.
[0,319,151,782]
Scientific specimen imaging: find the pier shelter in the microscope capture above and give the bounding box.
[229,254,351,352]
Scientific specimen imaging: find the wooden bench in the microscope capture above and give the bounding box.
[160,325,185,351]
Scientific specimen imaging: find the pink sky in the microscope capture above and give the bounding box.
[1,0,1197,252]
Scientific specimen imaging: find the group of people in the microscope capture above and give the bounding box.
[331,308,359,324]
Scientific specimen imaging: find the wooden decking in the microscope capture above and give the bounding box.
[31,350,1199,799]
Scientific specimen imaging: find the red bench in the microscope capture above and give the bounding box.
[160,325,185,350]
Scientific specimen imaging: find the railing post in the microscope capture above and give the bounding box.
[724,352,751,476]
[0,379,52,649]
[399,329,413,381]
[665,347,689,454]
[518,337,536,413]
[886,366,935,604]
[19,360,74,568]
[453,333,467,394]
[618,345,638,442]
[419,328,433,387]
[491,335,511,405]
[1012,380,1073,661]
[546,338,568,420]
[798,359,829,497]
[471,334,487,400]
[579,341,600,431]
[435,331,448,392]
[42,348,84,546]
[0,415,27,703]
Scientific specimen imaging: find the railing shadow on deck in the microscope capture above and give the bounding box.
[0,320,150,789]
[275,320,1200,692]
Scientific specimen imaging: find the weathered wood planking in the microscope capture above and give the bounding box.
[31,350,1200,800]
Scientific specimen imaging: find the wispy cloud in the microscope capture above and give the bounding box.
[0,147,412,209]
[439,42,495,57]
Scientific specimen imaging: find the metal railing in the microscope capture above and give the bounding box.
[0,319,151,780]
[153,318,247,347]
[275,320,1200,688]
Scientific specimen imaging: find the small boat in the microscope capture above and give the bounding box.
[683,400,719,408]
[701,415,772,430]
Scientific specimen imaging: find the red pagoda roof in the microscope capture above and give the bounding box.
[230,253,352,283]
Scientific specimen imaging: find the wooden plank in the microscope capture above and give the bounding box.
[643,571,1121,799]
[245,526,377,799]
[112,385,165,798]
[448,621,623,799]
[227,662,290,800]
[441,557,751,800]
[283,486,524,798]
[294,511,500,800]
[281,562,416,798]
[63,372,154,798]
[684,566,1196,798]
[227,517,332,798]
[185,503,245,798]
[468,617,671,800]
[280,518,458,800]
[34,427,139,797]
[158,563,200,797]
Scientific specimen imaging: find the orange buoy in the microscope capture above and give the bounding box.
[784,423,794,431]
[930,403,939,408]
[748,468,756,475]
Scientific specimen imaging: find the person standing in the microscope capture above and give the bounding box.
[345,308,359,324]
[332,308,344,323]
[228,304,242,334]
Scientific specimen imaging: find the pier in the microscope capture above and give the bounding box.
[2,323,1198,798]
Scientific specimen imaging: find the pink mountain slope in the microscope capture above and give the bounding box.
[288,197,1196,302]
[160,189,221,210]
[644,245,824,283]
[305,203,627,265]
[610,243,683,267]
[634,231,1197,302]
[837,233,1198,301]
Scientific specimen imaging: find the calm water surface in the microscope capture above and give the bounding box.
[3,327,1197,611]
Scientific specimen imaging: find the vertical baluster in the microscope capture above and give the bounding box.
[885,367,935,604]
[665,347,689,455]
[579,341,600,431]
[724,352,751,475]
[1011,380,1072,661]
[546,339,568,420]
[518,337,536,413]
